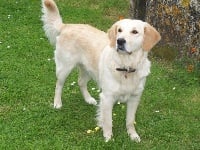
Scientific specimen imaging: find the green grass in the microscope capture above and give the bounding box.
[0,0,199,149]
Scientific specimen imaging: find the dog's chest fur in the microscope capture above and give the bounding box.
[100,47,151,97]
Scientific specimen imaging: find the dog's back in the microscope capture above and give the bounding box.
[57,24,109,78]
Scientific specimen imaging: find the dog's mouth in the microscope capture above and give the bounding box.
[117,45,132,55]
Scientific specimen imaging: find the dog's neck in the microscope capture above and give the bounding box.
[116,67,136,73]
[111,48,148,78]
[114,48,147,66]
[116,67,136,79]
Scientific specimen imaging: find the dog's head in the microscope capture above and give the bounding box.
[108,19,161,54]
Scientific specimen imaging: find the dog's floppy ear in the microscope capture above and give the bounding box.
[108,23,118,48]
[142,23,161,51]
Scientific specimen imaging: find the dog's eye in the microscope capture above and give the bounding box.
[131,30,138,34]
[118,28,122,32]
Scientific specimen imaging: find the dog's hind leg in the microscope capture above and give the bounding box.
[54,56,75,109]
[78,66,97,105]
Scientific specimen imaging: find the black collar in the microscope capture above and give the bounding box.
[116,67,136,73]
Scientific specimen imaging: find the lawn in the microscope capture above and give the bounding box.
[0,0,199,149]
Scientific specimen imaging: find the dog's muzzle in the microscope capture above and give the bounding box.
[117,38,126,51]
[117,38,132,55]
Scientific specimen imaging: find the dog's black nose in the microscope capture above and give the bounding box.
[117,38,126,45]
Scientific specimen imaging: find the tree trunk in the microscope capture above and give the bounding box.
[130,0,200,61]
[130,0,146,21]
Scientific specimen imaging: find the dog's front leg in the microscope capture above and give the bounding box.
[99,93,114,142]
[126,95,141,142]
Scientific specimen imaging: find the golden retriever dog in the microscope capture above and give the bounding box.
[41,0,161,142]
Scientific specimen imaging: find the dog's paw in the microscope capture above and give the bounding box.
[54,101,62,109]
[86,97,97,105]
[103,129,112,142]
[129,132,141,143]
[104,133,112,142]
[105,136,112,142]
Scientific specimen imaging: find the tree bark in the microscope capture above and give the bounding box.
[130,0,200,60]
[130,0,146,21]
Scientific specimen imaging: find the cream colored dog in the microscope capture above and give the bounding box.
[41,0,161,142]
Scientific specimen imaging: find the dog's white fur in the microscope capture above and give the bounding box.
[41,0,161,142]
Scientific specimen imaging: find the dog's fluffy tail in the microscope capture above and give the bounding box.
[41,0,63,46]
